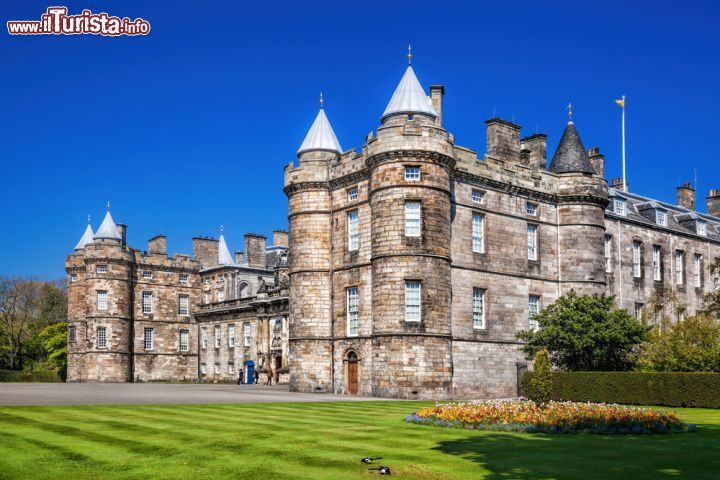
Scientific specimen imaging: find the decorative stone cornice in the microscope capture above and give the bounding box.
[329,167,370,190]
[135,262,200,274]
[283,181,328,197]
[557,194,610,208]
[452,170,558,204]
[366,150,456,171]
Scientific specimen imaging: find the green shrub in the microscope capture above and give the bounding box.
[522,371,720,408]
[0,369,62,382]
[528,349,553,404]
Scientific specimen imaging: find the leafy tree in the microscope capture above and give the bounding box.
[37,322,68,372]
[637,314,720,372]
[518,290,650,371]
[528,349,552,404]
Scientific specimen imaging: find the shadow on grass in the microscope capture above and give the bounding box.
[432,425,720,480]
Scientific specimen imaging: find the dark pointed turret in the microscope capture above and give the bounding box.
[549,121,595,174]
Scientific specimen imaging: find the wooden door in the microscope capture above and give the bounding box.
[348,358,359,394]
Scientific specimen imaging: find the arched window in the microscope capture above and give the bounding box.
[237,282,250,299]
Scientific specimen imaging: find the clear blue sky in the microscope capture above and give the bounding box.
[2,0,719,279]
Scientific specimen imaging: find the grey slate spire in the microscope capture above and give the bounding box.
[297,95,343,157]
[381,65,437,123]
[74,215,95,251]
[549,121,596,174]
[94,202,122,241]
[218,226,235,266]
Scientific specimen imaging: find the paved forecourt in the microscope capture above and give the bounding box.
[0,383,388,406]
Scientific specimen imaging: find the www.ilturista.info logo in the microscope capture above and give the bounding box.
[7,7,150,36]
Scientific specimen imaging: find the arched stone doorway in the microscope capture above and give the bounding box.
[346,351,359,394]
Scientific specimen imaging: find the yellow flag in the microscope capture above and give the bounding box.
[615,98,625,109]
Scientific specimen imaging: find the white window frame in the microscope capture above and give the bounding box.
[347,209,359,251]
[604,236,612,273]
[635,303,644,320]
[97,326,107,349]
[405,201,421,237]
[228,324,236,348]
[142,291,153,314]
[244,322,251,347]
[178,294,189,316]
[527,225,538,261]
[214,325,221,349]
[97,290,108,311]
[472,288,485,329]
[694,254,702,288]
[179,330,189,353]
[203,292,210,305]
[404,281,421,322]
[526,202,538,216]
[201,363,207,374]
[404,166,420,181]
[528,295,540,331]
[179,273,189,284]
[347,287,359,337]
[472,213,484,254]
[652,245,661,281]
[698,222,707,236]
[144,327,154,351]
[70,274,78,283]
[656,210,667,227]
[96,264,108,274]
[347,187,358,202]
[214,363,221,375]
[142,270,152,279]
[632,241,642,278]
[471,189,484,204]
[675,250,684,285]
[613,198,626,216]
[228,363,235,375]
[201,327,207,349]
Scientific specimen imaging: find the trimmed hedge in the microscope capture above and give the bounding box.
[522,371,720,408]
[0,369,62,383]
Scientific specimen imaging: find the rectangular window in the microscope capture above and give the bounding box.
[201,363,207,374]
[179,273,189,283]
[604,236,612,273]
[214,325,221,348]
[179,330,189,353]
[97,326,107,349]
[203,292,210,305]
[347,287,359,336]
[698,222,707,236]
[526,202,538,216]
[656,210,667,226]
[178,294,189,316]
[142,271,152,279]
[652,245,662,281]
[70,274,78,283]
[347,210,359,251]
[527,225,538,261]
[472,213,484,253]
[632,241,642,278]
[473,288,485,329]
[142,291,153,314]
[68,325,76,343]
[228,324,236,348]
[675,250,684,285]
[635,303,644,320]
[96,264,108,273]
[97,290,108,311]
[244,322,251,347]
[405,201,421,237]
[347,187,358,201]
[214,363,220,375]
[405,281,421,322]
[201,327,207,349]
[217,290,225,302]
[228,363,235,375]
[613,198,626,216]
[404,166,420,181]
[529,295,540,331]
[471,189,484,203]
[144,328,154,351]
[694,254,702,288]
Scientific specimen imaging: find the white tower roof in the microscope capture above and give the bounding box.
[218,230,235,266]
[381,66,436,123]
[94,205,121,241]
[297,107,343,157]
[74,220,95,251]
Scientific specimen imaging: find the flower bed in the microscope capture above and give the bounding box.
[406,400,694,434]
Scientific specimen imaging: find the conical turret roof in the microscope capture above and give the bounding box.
[94,207,121,241]
[549,121,596,174]
[297,108,343,157]
[218,231,235,266]
[381,66,437,123]
[74,221,95,251]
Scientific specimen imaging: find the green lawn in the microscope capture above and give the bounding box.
[0,402,718,479]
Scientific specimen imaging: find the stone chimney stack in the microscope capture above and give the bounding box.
[707,189,720,217]
[148,235,167,255]
[611,177,628,192]
[245,234,267,268]
[587,147,605,178]
[192,237,219,269]
[520,134,547,170]
[234,251,244,264]
[430,85,444,127]
[273,230,289,248]
[485,118,521,162]
[117,224,127,247]
[677,182,696,210]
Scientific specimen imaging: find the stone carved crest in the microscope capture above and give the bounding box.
[271,319,283,350]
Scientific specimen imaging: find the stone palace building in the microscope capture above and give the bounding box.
[67,58,720,399]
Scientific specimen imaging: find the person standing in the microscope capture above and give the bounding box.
[266,367,273,386]
[254,369,259,384]
[237,369,244,385]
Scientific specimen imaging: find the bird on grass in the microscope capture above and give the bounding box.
[361,457,383,464]
[368,466,391,475]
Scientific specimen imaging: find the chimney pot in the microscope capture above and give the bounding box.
[707,189,720,217]
[430,85,444,127]
[677,182,696,210]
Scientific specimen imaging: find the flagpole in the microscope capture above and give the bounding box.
[621,95,626,192]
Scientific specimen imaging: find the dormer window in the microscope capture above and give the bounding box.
[656,210,667,227]
[613,198,626,216]
[697,222,707,236]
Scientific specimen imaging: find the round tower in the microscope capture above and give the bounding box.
[81,205,134,382]
[285,102,342,392]
[549,120,609,296]
[66,216,94,382]
[367,61,455,399]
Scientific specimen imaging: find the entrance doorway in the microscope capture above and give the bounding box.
[347,351,359,394]
[274,356,282,383]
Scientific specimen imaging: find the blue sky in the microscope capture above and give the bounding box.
[2,0,719,279]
